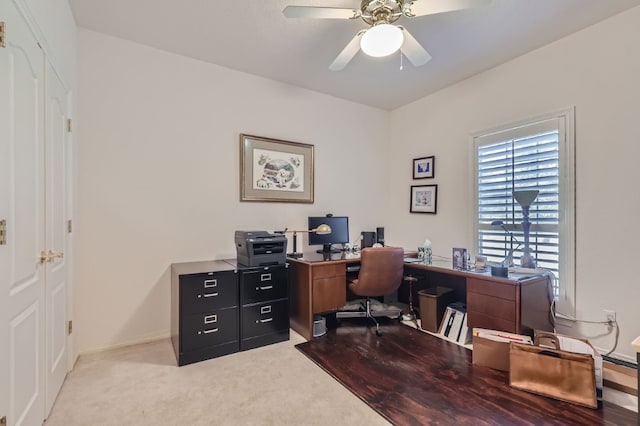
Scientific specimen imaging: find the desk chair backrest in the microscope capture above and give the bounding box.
[349,246,404,297]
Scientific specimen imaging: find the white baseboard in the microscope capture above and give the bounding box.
[77,332,171,357]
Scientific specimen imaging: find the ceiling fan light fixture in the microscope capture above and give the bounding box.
[360,23,403,57]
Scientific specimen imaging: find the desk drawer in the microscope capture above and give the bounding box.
[467,278,516,301]
[240,266,288,304]
[313,276,346,313]
[467,310,517,334]
[180,271,238,314]
[467,292,516,323]
[180,307,238,351]
[313,263,345,279]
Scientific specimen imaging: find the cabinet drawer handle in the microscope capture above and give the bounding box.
[258,285,273,291]
[258,318,273,324]
[203,292,219,298]
[202,328,219,334]
[260,273,272,281]
[204,279,217,288]
[204,314,217,324]
[261,305,272,314]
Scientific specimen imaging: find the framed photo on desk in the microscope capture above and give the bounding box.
[410,184,438,214]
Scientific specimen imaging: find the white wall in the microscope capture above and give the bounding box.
[75,29,389,353]
[388,6,640,360]
[77,6,640,360]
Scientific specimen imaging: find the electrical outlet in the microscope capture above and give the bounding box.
[604,309,616,324]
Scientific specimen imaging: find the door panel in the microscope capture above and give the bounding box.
[1,2,46,425]
[44,61,70,415]
[0,12,7,422]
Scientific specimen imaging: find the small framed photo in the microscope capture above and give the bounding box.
[452,248,468,270]
[410,184,438,214]
[413,156,435,179]
[475,255,487,272]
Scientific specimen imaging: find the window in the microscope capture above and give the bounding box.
[473,109,575,315]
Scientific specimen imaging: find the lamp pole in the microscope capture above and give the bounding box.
[520,205,536,268]
[513,190,539,269]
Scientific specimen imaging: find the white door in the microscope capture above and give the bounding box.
[44,61,70,415]
[0,10,9,424]
[0,2,47,425]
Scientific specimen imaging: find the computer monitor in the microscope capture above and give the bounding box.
[308,215,349,254]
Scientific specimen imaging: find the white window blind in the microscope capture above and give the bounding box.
[473,110,575,312]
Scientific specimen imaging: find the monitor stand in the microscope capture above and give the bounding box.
[316,244,341,254]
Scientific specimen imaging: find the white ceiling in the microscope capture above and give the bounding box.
[69,0,640,110]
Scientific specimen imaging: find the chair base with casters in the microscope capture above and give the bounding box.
[336,298,402,336]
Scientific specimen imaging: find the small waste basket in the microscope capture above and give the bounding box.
[418,287,454,332]
[312,315,327,337]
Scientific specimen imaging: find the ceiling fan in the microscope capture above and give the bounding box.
[283,0,492,71]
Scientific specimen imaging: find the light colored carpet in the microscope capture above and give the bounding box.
[45,331,390,426]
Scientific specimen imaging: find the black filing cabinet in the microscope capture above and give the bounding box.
[239,264,290,351]
[171,260,290,366]
[171,260,240,366]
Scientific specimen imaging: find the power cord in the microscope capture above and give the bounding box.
[540,270,619,356]
[555,310,620,356]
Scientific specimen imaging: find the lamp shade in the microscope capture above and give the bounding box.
[311,224,331,235]
[360,24,403,57]
[513,190,539,208]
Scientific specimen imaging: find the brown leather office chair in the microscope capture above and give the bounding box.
[338,246,404,336]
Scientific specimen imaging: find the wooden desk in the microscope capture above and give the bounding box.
[288,252,554,341]
[288,252,360,341]
[404,260,555,337]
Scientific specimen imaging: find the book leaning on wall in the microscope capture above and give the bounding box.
[439,302,468,343]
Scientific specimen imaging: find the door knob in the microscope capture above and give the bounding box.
[47,250,64,261]
[39,250,64,264]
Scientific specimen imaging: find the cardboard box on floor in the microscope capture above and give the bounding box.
[471,329,532,372]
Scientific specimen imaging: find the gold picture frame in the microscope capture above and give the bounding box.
[240,134,314,203]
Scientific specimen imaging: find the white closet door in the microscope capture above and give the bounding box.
[0,7,9,424]
[0,2,46,425]
[44,61,70,415]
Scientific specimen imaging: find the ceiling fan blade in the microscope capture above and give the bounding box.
[329,30,366,71]
[403,0,492,18]
[283,6,360,19]
[398,26,432,67]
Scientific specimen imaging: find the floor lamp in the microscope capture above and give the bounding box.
[283,224,332,258]
[513,189,539,269]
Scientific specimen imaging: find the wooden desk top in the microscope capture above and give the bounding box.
[286,251,361,264]
[288,252,548,285]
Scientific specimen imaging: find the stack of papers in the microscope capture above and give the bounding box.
[472,328,532,344]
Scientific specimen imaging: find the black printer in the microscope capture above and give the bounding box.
[235,231,287,267]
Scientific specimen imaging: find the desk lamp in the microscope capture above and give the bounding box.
[284,224,332,258]
[513,189,539,269]
[490,220,521,267]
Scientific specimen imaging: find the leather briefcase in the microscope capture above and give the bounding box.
[509,332,598,408]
